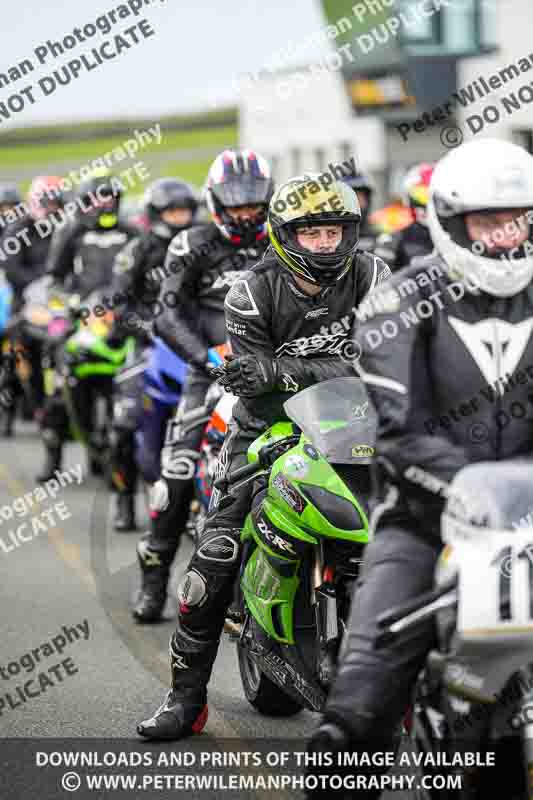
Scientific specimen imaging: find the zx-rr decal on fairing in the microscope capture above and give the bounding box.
[273,472,305,514]
[256,518,296,555]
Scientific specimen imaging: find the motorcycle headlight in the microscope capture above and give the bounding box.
[298,483,365,531]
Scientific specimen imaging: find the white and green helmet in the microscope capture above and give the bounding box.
[267,173,361,286]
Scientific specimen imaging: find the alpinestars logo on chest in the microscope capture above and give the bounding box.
[448,317,533,391]
[281,374,299,392]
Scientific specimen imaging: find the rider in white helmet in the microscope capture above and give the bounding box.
[305,138,533,797]
[427,139,533,297]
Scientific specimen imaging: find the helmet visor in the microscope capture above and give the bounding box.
[283,218,359,261]
[211,174,273,208]
[276,218,360,284]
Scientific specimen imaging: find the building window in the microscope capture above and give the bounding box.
[478,0,498,49]
[399,0,498,56]
[398,0,439,43]
[314,148,326,171]
[443,0,476,52]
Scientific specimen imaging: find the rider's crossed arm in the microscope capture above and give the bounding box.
[224,271,355,397]
[153,228,212,370]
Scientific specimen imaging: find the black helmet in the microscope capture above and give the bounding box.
[0,184,22,209]
[77,169,120,229]
[205,149,274,246]
[143,178,198,238]
[268,173,361,286]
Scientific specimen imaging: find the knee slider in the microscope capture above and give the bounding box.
[148,479,170,513]
[177,568,208,610]
[42,428,61,447]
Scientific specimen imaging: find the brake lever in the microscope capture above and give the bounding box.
[258,434,301,467]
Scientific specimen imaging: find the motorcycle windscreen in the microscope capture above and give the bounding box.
[283,377,378,464]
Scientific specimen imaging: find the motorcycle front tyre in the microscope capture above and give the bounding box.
[237,636,304,717]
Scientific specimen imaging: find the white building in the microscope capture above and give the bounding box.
[239,0,533,205]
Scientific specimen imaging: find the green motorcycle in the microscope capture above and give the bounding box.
[217,377,377,716]
[60,290,135,475]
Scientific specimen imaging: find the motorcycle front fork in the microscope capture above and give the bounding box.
[520,694,533,799]
[312,543,339,686]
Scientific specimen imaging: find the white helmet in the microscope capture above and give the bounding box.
[427,138,533,297]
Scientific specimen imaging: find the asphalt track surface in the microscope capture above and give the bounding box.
[0,422,419,800]
[0,422,320,799]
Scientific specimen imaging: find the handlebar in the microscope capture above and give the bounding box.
[377,577,457,629]
[375,577,458,649]
[214,460,262,492]
[214,433,302,494]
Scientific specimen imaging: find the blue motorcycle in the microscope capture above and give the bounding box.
[134,336,189,484]
[0,270,12,336]
[0,271,14,426]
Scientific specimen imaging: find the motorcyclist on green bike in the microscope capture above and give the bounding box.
[37,169,137,482]
[137,171,391,740]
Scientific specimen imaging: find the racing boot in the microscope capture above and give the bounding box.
[0,406,15,438]
[132,478,190,622]
[113,492,136,532]
[36,430,63,483]
[137,622,217,740]
[132,534,171,623]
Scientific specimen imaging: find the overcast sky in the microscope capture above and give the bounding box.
[1,0,331,127]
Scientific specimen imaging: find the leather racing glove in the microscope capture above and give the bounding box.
[217,353,278,397]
